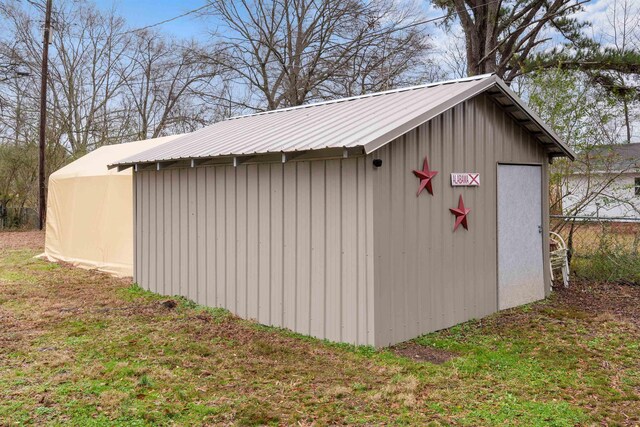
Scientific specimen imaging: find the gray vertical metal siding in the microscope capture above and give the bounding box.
[135,157,376,345]
[134,92,552,348]
[371,93,550,347]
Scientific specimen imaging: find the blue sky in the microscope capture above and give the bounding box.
[94,0,211,39]
[94,0,613,47]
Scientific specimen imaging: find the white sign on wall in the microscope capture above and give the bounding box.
[451,173,480,187]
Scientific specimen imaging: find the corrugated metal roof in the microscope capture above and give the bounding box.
[112,74,574,167]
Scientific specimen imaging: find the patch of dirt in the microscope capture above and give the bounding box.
[391,342,457,364]
[554,280,640,326]
[161,299,178,309]
[0,230,45,251]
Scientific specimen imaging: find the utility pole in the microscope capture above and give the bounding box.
[38,0,53,230]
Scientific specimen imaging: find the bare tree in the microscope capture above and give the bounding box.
[49,4,132,154]
[0,0,229,212]
[1,1,133,154]
[322,25,438,98]
[0,68,66,212]
[435,31,468,79]
[120,33,227,140]
[202,0,432,111]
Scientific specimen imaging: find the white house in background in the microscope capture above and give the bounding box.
[563,143,640,219]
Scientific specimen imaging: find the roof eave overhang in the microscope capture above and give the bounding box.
[490,78,575,161]
[109,146,367,171]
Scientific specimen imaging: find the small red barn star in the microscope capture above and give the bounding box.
[449,195,471,231]
[412,156,438,196]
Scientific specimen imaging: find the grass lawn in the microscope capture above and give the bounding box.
[1,232,639,426]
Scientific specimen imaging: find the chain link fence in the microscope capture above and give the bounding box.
[0,207,39,230]
[2,205,637,282]
[551,215,640,284]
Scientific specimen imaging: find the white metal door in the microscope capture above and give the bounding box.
[497,164,545,310]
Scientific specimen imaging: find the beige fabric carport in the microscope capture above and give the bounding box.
[44,135,182,277]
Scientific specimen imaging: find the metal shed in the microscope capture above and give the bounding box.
[112,74,575,347]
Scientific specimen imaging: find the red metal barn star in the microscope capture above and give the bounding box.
[449,195,471,231]
[412,156,438,196]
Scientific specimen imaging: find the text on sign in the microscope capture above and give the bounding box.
[450,173,480,186]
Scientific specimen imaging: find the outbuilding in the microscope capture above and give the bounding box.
[112,74,575,347]
[45,134,181,276]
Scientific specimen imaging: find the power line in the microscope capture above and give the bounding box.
[13,0,585,109]
[102,7,476,86]
[21,0,586,90]
[20,0,506,88]
[117,0,507,83]
[119,3,210,35]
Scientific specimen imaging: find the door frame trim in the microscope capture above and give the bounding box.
[495,162,544,310]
